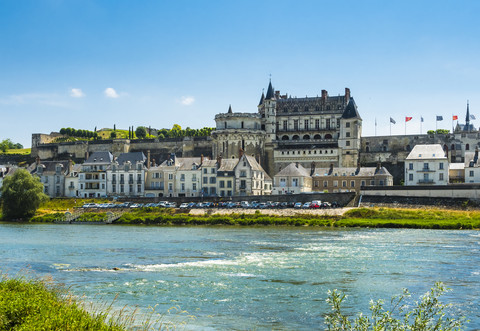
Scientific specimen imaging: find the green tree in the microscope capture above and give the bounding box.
[135,126,147,139]
[0,139,11,153]
[110,131,117,139]
[0,169,49,220]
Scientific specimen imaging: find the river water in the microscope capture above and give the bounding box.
[1,223,479,330]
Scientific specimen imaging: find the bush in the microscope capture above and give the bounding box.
[325,282,465,330]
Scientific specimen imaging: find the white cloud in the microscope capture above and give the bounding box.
[180,96,195,106]
[70,88,85,98]
[104,87,119,98]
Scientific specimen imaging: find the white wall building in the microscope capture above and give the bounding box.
[78,151,112,198]
[405,144,448,186]
[108,152,146,197]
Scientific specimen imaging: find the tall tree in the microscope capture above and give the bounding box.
[135,126,147,139]
[0,169,48,220]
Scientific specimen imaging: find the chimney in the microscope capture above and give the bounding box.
[147,150,151,169]
[355,161,360,175]
[345,88,351,101]
[321,90,328,102]
[295,162,299,168]
[36,156,41,165]
[68,158,73,174]
[239,148,244,158]
[85,151,89,161]
[310,161,316,176]
[376,160,381,173]
[201,154,204,164]
[275,91,280,99]
[152,158,156,167]
[170,153,175,163]
[216,155,222,168]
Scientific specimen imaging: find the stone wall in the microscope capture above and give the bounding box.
[361,184,480,199]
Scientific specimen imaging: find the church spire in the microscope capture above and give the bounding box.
[258,92,265,106]
[265,80,275,100]
[466,100,470,130]
[228,104,232,114]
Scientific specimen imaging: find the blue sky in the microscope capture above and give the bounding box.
[1,0,479,147]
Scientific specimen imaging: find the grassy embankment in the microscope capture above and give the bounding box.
[15,198,480,229]
[3,148,31,155]
[0,275,126,330]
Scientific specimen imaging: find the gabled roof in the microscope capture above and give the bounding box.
[341,98,361,119]
[405,144,447,160]
[116,152,146,165]
[312,166,392,177]
[464,151,479,168]
[31,160,70,175]
[228,105,233,113]
[217,159,238,172]
[84,151,113,164]
[177,157,202,171]
[275,163,311,177]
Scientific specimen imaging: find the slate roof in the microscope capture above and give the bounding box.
[84,151,113,164]
[275,163,311,177]
[341,98,361,119]
[116,152,146,165]
[243,155,265,172]
[265,81,275,100]
[31,160,70,175]
[217,159,238,172]
[464,152,479,167]
[405,144,447,160]
[312,166,392,177]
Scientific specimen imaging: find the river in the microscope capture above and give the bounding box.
[0,223,479,330]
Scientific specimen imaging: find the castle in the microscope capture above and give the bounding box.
[212,81,362,175]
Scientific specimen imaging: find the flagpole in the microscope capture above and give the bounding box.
[390,121,391,136]
[405,117,406,135]
[375,117,377,136]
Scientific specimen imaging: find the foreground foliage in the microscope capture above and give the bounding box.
[0,169,49,220]
[325,282,465,330]
[0,276,125,330]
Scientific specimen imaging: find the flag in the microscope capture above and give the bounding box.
[436,116,443,121]
[470,114,476,120]
[405,117,412,122]
[453,115,458,120]
[390,117,396,124]
[421,117,424,122]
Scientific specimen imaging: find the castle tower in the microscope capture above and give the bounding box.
[258,81,277,175]
[211,105,265,160]
[338,89,362,167]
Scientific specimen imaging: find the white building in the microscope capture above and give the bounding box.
[234,154,271,196]
[405,144,448,186]
[29,160,71,198]
[64,164,81,197]
[273,162,312,195]
[464,148,480,183]
[78,151,113,198]
[108,152,146,197]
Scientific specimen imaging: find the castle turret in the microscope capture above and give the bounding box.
[338,92,362,167]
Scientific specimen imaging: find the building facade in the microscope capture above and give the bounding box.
[404,144,449,186]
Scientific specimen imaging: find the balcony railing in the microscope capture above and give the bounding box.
[417,179,434,184]
[417,168,435,172]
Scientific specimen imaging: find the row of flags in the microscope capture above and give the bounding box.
[389,115,476,124]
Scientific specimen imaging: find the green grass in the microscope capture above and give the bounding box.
[0,275,125,330]
[3,148,30,155]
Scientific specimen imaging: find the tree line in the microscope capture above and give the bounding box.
[0,139,23,152]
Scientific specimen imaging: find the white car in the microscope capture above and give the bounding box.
[179,203,189,209]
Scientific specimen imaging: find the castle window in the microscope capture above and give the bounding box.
[294,107,298,112]
[314,150,317,154]
[406,145,411,151]
[346,141,350,146]
[466,144,470,150]
[451,144,455,150]
[346,132,351,137]
[315,106,320,112]
[282,135,289,140]
[303,135,310,140]
[304,119,309,130]
[283,120,287,131]
[292,135,299,140]
[294,120,299,130]
[304,106,309,112]
[224,122,227,129]
[366,146,370,152]
[325,134,332,139]
[326,105,331,110]
[241,122,244,129]
[346,122,350,128]
[314,134,321,139]
[315,119,320,129]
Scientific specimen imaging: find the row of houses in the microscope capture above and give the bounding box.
[3,150,393,199]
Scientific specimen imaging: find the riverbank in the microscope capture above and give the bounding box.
[14,205,480,229]
[0,275,125,330]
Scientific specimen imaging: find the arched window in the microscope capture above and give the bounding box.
[326,105,331,110]
[292,135,300,140]
[314,134,321,139]
[325,134,332,139]
[293,107,298,112]
[366,146,370,152]
[304,107,309,112]
[466,144,470,150]
[303,135,310,140]
[282,135,289,140]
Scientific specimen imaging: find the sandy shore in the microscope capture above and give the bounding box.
[188,207,353,217]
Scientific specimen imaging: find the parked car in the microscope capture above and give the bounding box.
[302,202,311,209]
[320,202,331,209]
[179,203,189,209]
[294,202,302,209]
[82,203,97,208]
[240,201,250,208]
